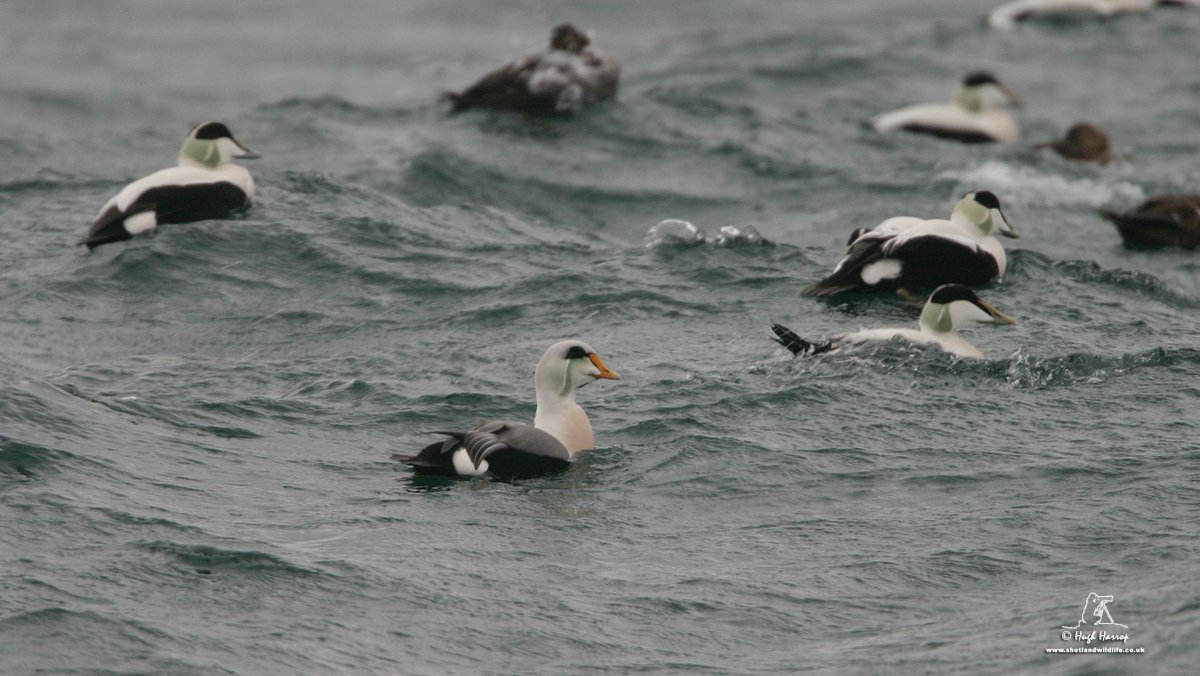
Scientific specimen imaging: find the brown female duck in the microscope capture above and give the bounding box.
[1101,195,1200,249]
[444,23,619,114]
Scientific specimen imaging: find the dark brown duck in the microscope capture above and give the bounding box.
[1101,195,1200,250]
[444,23,619,114]
[1035,122,1115,165]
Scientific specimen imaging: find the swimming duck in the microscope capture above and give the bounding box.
[395,340,621,478]
[1034,122,1115,164]
[988,0,1196,30]
[802,190,1019,297]
[444,23,620,114]
[79,122,258,250]
[871,72,1022,144]
[1100,195,1200,249]
[774,284,1014,360]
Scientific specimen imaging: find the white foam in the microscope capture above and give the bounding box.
[942,161,1145,210]
[644,219,768,248]
[644,219,706,247]
[712,224,764,246]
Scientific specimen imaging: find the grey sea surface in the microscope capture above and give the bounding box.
[2,1,1199,674]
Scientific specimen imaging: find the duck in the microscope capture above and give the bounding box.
[1034,122,1115,164]
[444,23,620,114]
[1099,195,1200,249]
[871,72,1022,144]
[773,284,1015,360]
[802,190,1020,297]
[79,122,258,250]
[394,340,621,478]
[988,0,1197,31]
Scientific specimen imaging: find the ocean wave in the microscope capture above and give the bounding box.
[94,507,206,534]
[1052,259,1200,306]
[642,86,762,134]
[644,219,769,248]
[397,146,740,218]
[997,347,1200,390]
[256,95,425,124]
[761,334,1199,389]
[0,606,176,649]
[0,382,87,434]
[1012,250,1200,308]
[45,360,303,436]
[274,169,355,197]
[68,389,267,440]
[0,436,73,481]
[0,169,116,195]
[137,540,322,577]
[940,160,1145,209]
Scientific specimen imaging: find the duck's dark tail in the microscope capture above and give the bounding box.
[771,323,834,356]
[392,437,460,477]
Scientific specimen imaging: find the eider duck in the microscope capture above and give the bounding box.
[802,190,1019,297]
[444,23,619,114]
[988,0,1197,31]
[1100,195,1200,249]
[1034,122,1115,165]
[871,72,1022,144]
[394,340,621,478]
[773,284,1014,360]
[79,122,258,250]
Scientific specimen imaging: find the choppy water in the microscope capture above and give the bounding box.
[2,1,1199,674]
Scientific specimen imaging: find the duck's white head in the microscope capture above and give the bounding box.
[534,339,620,405]
[953,72,1021,113]
[178,121,260,169]
[919,284,1014,335]
[951,189,1019,240]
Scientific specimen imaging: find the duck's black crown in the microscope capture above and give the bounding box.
[193,122,233,140]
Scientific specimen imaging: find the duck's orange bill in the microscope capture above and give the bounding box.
[589,353,621,380]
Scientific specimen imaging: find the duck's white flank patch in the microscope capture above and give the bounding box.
[861,259,902,285]
[451,447,489,477]
[124,211,158,235]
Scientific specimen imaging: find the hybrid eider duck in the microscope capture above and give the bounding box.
[1034,122,1115,165]
[394,340,621,478]
[802,190,1019,297]
[872,72,1022,144]
[988,0,1197,31]
[774,284,1015,360]
[1100,195,1200,250]
[444,23,619,114]
[79,122,258,250]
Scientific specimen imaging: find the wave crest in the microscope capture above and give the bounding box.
[645,219,769,248]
